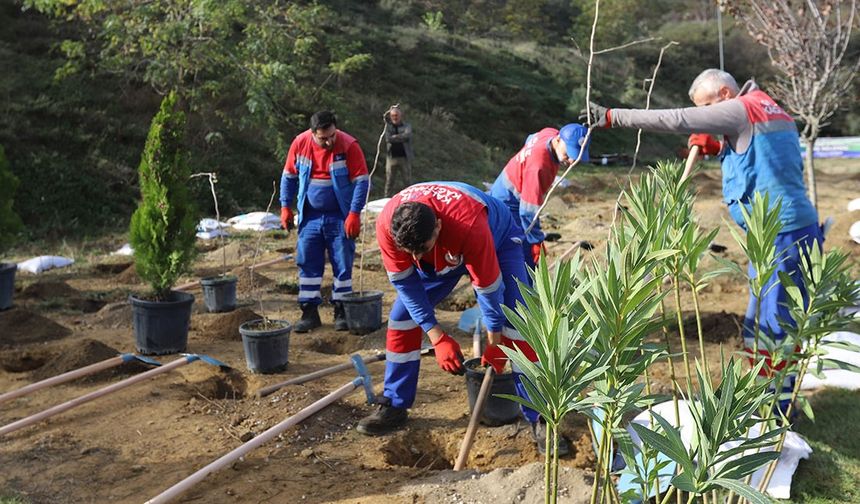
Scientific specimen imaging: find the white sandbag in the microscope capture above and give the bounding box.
[196,229,229,240]
[110,243,134,256]
[850,221,860,244]
[847,197,860,212]
[364,198,391,214]
[800,331,860,391]
[629,400,811,499]
[197,218,229,231]
[17,256,74,274]
[227,212,281,231]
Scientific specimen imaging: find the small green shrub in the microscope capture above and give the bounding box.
[129,92,197,299]
[0,145,23,254]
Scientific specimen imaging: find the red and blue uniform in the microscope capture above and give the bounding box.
[280,130,369,304]
[377,182,539,421]
[724,90,821,411]
[489,128,560,268]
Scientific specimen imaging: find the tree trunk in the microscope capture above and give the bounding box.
[805,137,818,211]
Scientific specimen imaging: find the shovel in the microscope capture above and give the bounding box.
[0,353,161,406]
[0,354,228,437]
[453,365,494,470]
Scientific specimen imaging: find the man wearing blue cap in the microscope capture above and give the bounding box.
[489,124,590,268]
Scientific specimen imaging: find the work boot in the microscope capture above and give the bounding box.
[332,301,348,332]
[532,422,570,456]
[356,396,408,436]
[293,303,321,333]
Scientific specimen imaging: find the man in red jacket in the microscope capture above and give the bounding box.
[279,111,369,332]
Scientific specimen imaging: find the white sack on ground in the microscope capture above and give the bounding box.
[110,243,134,256]
[800,331,860,391]
[17,256,74,274]
[196,218,230,240]
[227,212,281,231]
[364,197,391,214]
[850,221,860,244]
[847,197,860,212]
[628,400,811,500]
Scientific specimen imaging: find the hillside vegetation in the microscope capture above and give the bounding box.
[1,0,857,240]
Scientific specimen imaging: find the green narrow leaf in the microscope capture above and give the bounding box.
[711,478,774,504]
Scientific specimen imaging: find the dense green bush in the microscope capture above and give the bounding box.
[0,145,23,254]
[129,93,198,300]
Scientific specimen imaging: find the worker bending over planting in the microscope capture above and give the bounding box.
[489,123,590,268]
[358,181,567,455]
[582,69,821,414]
[279,110,369,333]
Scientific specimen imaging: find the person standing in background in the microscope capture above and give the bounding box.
[384,105,414,197]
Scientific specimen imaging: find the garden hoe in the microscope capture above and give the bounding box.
[0,353,161,406]
[256,347,432,398]
[0,353,229,437]
[145,354,378,504]
[454,365,494,471]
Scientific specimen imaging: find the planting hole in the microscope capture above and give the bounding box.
[306,333,363,355]
[382,431,454,470]
[184,369,247,400]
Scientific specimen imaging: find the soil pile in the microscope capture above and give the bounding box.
[31,339,148,382]
[399,461,592,503]
[676,311,743,344]
[0,309,72,346]
[204,242,256,264]
[21,281,79,300]
[93,302,132,329]
[231,266,274,294]
[115,264,141,284]
[438,282,476,311]
[91,260,134,275]
[198,307,262,341]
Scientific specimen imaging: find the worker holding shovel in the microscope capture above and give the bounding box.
[358,181,567,455]
[582,69,821,414]
[489,123,590,268]
[280,110,369,333]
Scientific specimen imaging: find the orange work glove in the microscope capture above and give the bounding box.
[432,333,465,375]
[531,242,547,265]
[688,134,722,156]
[481,342,507,374]
[344,211,361,239]
[280,207,294,232]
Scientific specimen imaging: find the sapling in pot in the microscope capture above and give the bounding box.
[239,181,292,374]
[192,172,237,313]
[0,145,23,311]
[128,92,199,354]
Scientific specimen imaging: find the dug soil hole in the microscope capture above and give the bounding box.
[304,332,364,355]
[382,430,457,470]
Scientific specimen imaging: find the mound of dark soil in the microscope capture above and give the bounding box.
[231,267,274,295]
[674,311,743,343]
[93,301,133,329]
[0,346,54,372]
[30,339,147,382]
[437,283,476,311]
[21,281,79,300]
[115,264,141,284]
[0,309,72,346]
[91,261,134,275]
[198,307,262,341]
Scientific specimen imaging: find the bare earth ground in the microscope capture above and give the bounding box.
[1,164,858,504]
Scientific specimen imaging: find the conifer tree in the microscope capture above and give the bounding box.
[129,92,197,299]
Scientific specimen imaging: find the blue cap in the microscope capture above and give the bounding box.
[559,123,590,163]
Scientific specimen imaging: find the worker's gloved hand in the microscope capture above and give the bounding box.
[432,333,465,375]
[531,242,546,265]
[481,342,507,374]
[578,102,611,128]
[688,134,722,156]
[344,211,361,239]
[280,207,294,232]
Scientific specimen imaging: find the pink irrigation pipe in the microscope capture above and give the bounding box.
[146,355,375,504]
[0,353,160,406]
[0,355,223,436]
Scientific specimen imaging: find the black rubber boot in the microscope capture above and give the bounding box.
[332,301,349,332]
[293,303,321,333]
[356,396,408,436]
[532,422,570,456]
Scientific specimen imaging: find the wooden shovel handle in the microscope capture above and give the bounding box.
[454,366,494,470]
[681,144,700,182]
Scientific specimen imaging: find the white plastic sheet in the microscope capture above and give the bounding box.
[110,243,134,256]
[226,212,281,231]
[800,331,860,391]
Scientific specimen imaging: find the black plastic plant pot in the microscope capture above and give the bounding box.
[239,319,291,374]
[341,290,384,335]
[0,262,16,311]
[463,357,522,426]
[200,275,237,313]
[130,290,195,355]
